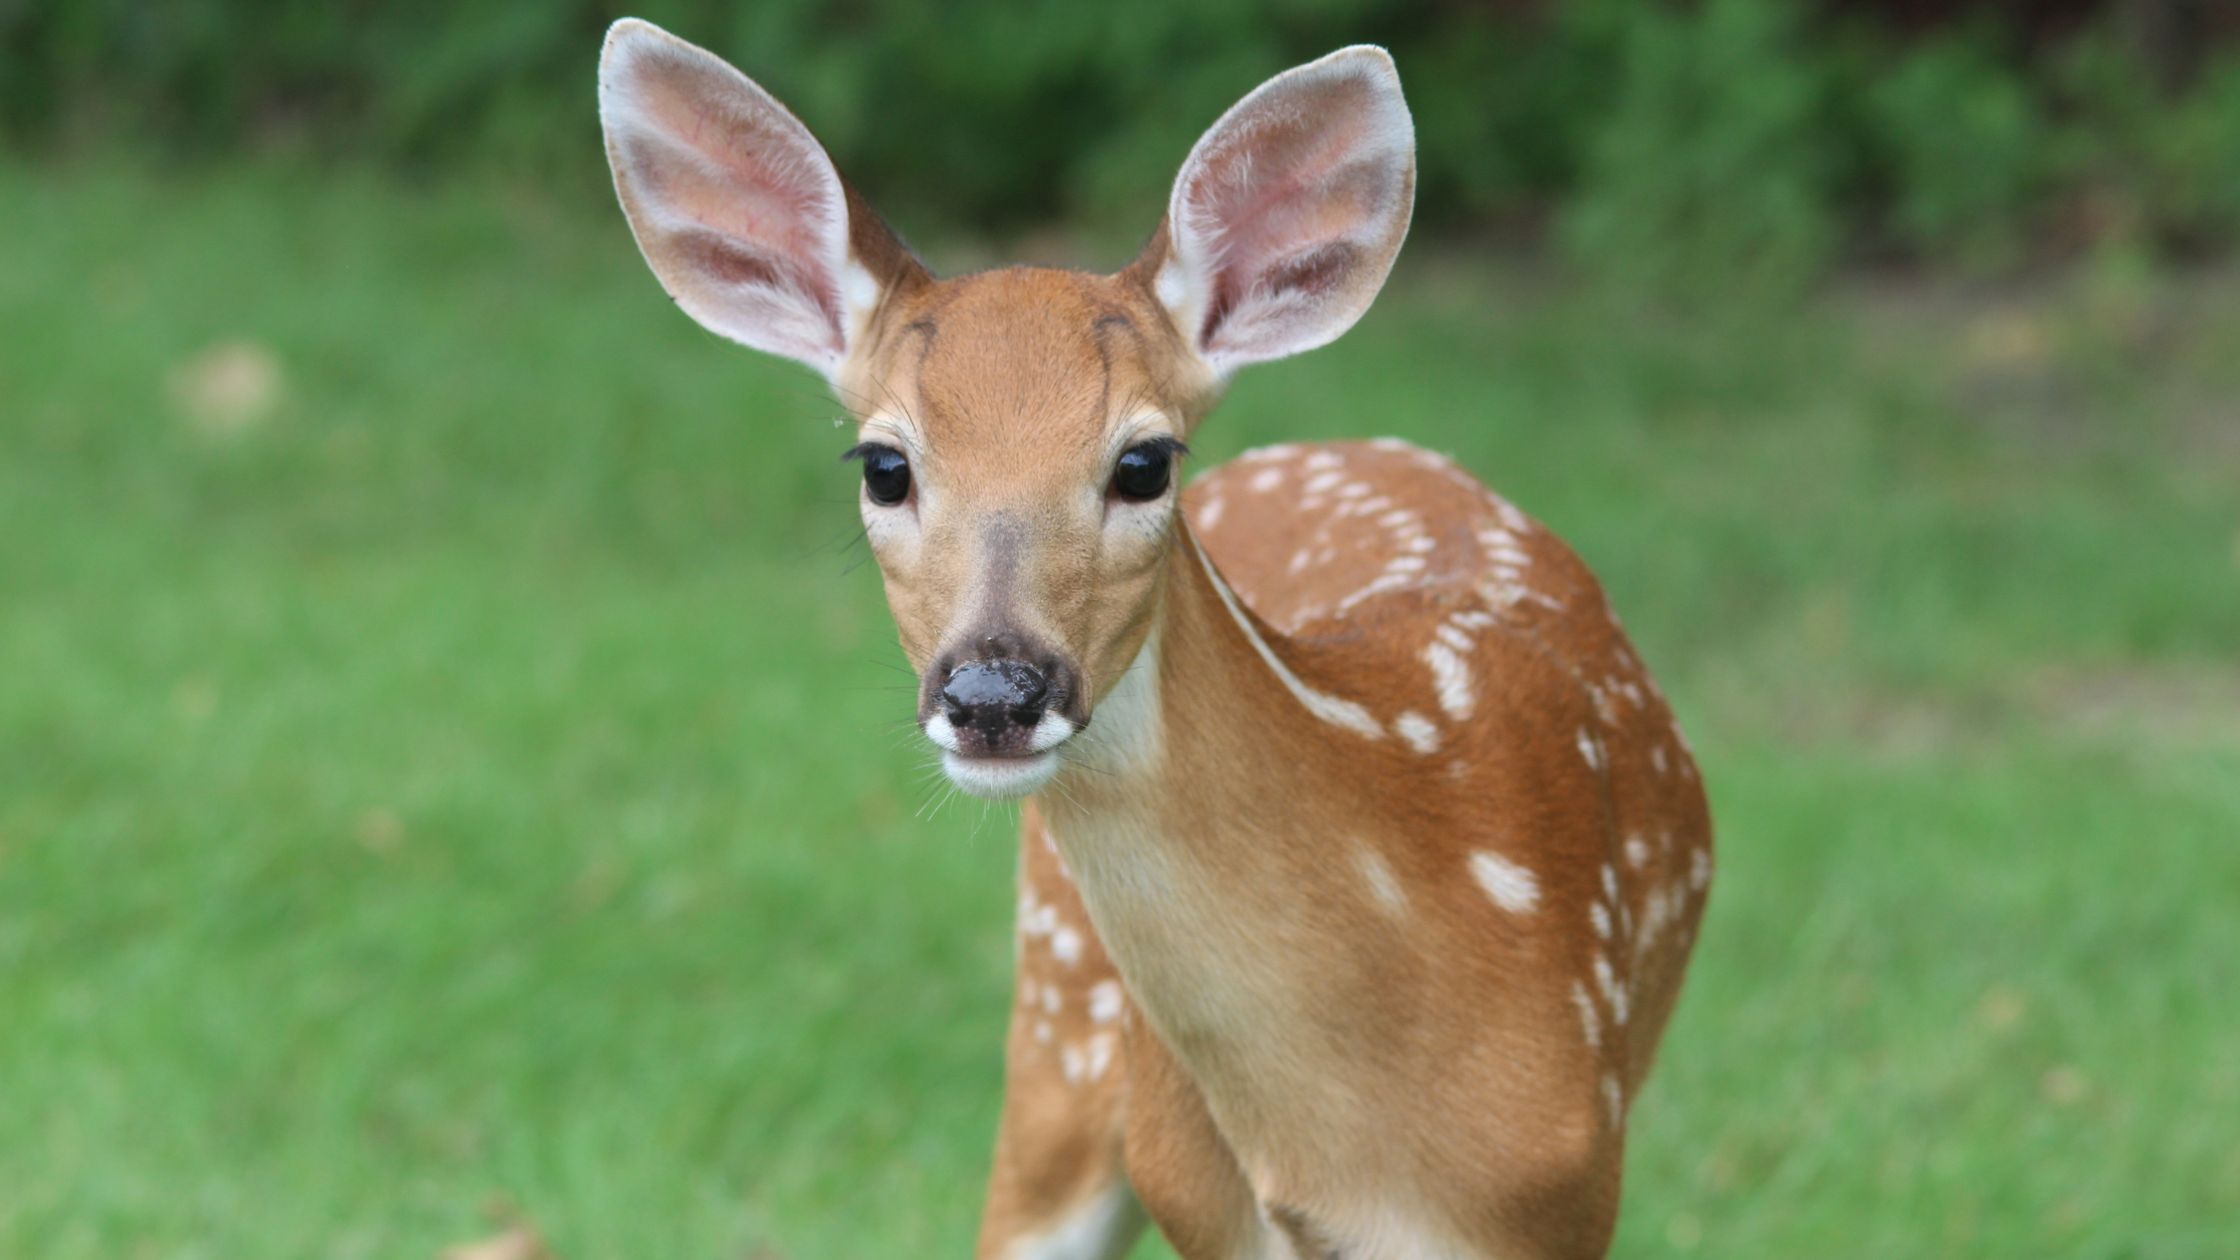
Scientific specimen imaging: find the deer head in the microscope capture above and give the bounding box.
[598,19,1415,797]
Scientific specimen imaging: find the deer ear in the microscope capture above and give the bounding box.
[598,18,926,381]
[1148,47,1415,377]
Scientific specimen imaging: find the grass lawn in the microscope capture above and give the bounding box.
[3,164,2236,1258]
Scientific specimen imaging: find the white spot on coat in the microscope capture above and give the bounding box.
[1089,979,1124,1024]
[1393,710,1440,755]
[1248,467,1284,493]
[1590,901,1612,939]
[1571,980,1601,1051]
[1051,925,1083,966]
[1356,847,1408,913]
[1577,727,1603,772]
[1333,572,1415,615]
[1469,851,1540,913]
[1635,882,1684,962]
[1592,952,1629,1025]
[1587,682,1621,726]
[1422,642,1475,719]
[1085,1031,1117,1081]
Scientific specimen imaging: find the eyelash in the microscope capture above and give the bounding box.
[843,441,913,506]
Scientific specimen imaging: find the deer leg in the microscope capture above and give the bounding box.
[976,804,1145,1260]
[1118,1023,1264,1260]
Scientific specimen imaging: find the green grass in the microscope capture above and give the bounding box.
[3,163,2237,1258]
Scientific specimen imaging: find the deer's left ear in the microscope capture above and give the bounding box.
[598,18,927,383]
[1144,47,1416,378]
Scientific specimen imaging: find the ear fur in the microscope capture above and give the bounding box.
[1147,47,1416,377]
[598,18,925,380]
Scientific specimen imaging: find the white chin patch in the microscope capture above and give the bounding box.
[943,749,1062,799]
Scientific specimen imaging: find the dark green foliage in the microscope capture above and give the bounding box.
[2052,31,2240,250]
[1562,0,1839,295]
[3,2,2237,278]
[1864,31,2048,269]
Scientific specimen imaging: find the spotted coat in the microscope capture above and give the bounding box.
[982,439,1713,1259]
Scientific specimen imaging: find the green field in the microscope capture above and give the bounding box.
[3,164,2236,1258]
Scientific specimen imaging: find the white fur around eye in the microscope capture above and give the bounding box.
[1102,493,1177,554]
[861,492,919,554]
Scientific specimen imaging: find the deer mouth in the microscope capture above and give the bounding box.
[940,747,1064,799]
[924,709,1075,799]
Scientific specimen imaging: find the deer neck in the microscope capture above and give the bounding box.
[1050,518,1343,829]
[1040,520,1372,1063]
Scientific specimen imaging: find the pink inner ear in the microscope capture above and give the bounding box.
[638,84,836,267]
[1171,60,1412,366]
[604,35,853,363]
[1193,86,1379,328]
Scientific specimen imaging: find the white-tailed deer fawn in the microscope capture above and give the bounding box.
[600,20,1711,1258]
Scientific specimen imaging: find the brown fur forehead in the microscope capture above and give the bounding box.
[872,268,1180,453]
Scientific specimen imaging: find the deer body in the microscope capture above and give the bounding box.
[598,22,1710,1258]
[988,443,1708,1259]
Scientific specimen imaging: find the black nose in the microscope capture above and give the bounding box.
[941,658,1050,742]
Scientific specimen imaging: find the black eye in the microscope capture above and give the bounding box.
[846,443,912,506]
[1112,440,1182,502]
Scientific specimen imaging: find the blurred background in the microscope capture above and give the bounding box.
[3,1,2236,1256]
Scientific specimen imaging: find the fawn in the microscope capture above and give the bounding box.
[599,20,1711,1259]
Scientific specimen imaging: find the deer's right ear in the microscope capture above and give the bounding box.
[1142,47,1415,379]
[598,19,926,382]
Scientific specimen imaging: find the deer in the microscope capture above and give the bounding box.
[598,18,1712,1259]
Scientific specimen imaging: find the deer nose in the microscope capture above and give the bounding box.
[941,659,1050,742]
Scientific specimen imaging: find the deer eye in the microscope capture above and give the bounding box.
[1111,439,1183,502]
[845,443,912,506]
